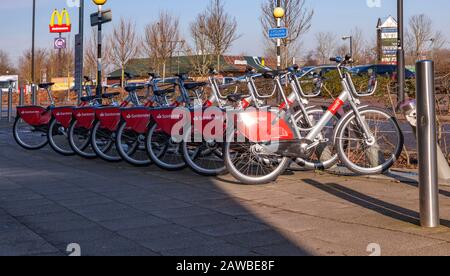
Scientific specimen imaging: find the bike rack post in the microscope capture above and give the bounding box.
[32,84,37,105]
[19,87,24,106]
[416,60,440,228]
[7,84,13,122]
[0,88,3,120]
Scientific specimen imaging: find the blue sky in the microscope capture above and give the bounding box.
[1,0,449,64]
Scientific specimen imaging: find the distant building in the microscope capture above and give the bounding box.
[107,55,271,84]
[0,75,18,92]
[376,16,398,65]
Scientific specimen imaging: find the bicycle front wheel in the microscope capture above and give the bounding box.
[335,107,404,175]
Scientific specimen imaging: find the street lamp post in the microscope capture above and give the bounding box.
[397,0,406,108]
[342,36,353,58]
[429,38,435,60]
[31,0,36,103]
[92,0,107,101]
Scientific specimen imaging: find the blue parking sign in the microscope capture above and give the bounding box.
[269,28,288,39]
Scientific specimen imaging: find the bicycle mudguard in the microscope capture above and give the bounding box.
[16,106,51,126]
[235,109,295,142]
[121,107,152,134]
[52,106,74,128]
[149,107,186,135]
[72,107,96,129]
[95,106,121,131]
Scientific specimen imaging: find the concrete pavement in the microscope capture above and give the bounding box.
[1,121,450,256]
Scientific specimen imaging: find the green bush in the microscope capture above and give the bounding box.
[319,70,416,105]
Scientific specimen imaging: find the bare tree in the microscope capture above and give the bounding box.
[0,50,16,74]
[187,14,214,76]
[144,12,181,78]
[47,37,74,80]
[18,48,48,85]
[350,27,365,63]
[261,0,314,68]
[408,14,433,59]
[315,32,336,64]
[362,38,378,64]
[108,18,139,86]
[201,0,240,72]
[430,31,447,53]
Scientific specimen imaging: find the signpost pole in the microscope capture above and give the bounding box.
[397,0,406,108]
[31,0,36,101]
[75,0,84,105]
[273,0,285,102]
[7,83,13,122]
[276,0,281,72]
[96,4,103,102]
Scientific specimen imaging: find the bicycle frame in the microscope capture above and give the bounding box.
[234,63,377,157]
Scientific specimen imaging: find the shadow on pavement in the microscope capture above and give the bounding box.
[304,179,450,228]
[0,123,311,256]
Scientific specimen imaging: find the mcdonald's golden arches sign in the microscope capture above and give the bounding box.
[49,9,71,33]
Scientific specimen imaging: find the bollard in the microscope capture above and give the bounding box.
[0,88,3,120]
[32,84,37,105]
[416,60,440,228]
[7,85,13,122]
[19,87,24,106]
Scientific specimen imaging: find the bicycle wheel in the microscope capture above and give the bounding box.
[68,119,97,159]
[335,106,404,175]
[47,118,75,156]
[13,117,48,150]
[145,124,186,171]
[223,140,290,185]
[181,129,227,176]
[91,121,121,162]
[116,121,150,167]
[293,107,339,170]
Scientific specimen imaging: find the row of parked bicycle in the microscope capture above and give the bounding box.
[13,55,404,185]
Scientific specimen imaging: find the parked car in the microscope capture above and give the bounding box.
[349,64,415,79]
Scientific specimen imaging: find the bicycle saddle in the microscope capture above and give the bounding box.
[245,66,257,75]
[125,85,145,92]
[148,72,161,79]
[227,93,249,103]
[209,67,219,75]
[175,73,189,81]
[80,95,100,102]
[124,72,135,79]
[102,92,121,99]
[287,64,300,73]
[38,82,55,89]
[154,88,176,97]
[184,82,207,90]
[262,71,286,79]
